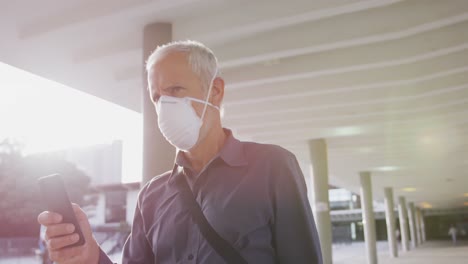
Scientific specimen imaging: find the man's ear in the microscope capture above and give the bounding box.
[210,77,225,107]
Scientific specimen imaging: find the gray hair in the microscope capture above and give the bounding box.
[146,40,218,93]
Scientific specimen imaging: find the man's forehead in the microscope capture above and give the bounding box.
[151,56,192,80]
[154,51,190,71]
[148,67,190,88]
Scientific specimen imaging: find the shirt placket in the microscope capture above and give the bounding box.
[193,209,202,263]
[186,221,199,262]
[186,175,203,263]
[191,170,209,264]
[181,161,215,264]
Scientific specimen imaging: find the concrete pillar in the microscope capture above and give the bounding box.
[360,172,378,264]
[142,23,176,185]
[407,202,418,248]
[308,139,333,264]
[415,208,423,245]
[384,187,398,257]
[93,193,106,225]
[397,196,410,252]
[420,210,426,242]
[126,190,139,224]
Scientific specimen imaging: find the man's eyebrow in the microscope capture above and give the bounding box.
[163,85,185,91]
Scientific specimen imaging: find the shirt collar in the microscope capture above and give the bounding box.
[218,129,248,167]
[171,129,247,182]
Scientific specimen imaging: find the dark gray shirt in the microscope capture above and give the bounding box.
[99,130,322,263]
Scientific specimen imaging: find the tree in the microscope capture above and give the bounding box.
[0,139,91,237]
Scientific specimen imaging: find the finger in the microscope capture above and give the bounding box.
[69,204,101,263]
[37,211,63,225]
[72,203,89,222]
[72,204,94,240]
[45,223,75,240]
[49,243,84,263]
[47,233,80,251]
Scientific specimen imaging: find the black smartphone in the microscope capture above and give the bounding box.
[38,173,85,248]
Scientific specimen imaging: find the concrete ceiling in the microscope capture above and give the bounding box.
[1,0,468,209]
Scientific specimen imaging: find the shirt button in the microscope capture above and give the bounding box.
[188,254,194,260]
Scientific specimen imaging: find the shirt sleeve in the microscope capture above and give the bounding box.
[98,248,114,264]
[121,186,155,263]
[271,151,323,264]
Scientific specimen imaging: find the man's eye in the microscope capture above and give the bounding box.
[171,87,181,92]
[161,86,184,97]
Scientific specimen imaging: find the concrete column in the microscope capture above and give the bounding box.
[420,210,426,242]
[407,202,418,248]
[142,23,176,185]
[384,187,398,257]
[397,196,410,252]
[415,208,423,245]
[360,172,378,264]
[126,190,138,224]
[308,139,332,264]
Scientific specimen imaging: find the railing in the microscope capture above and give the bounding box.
[0,231,128,263]
[0,237,38,257]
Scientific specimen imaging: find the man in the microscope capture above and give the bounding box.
[37,41,322,263]
[448,225,457,246]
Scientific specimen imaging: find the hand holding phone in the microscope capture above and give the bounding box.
[38,173,85,248]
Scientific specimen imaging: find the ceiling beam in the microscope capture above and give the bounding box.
[227,99,468,131]
[73,33,142,64]
[216,6,468,68]
[174,0,402,46]
[224,65,468,107]
[225,85,468,128]
[222,40,468,89]
[18,0,201,39]
[225,76,468,123]
[19,0,152,39]
[247,113,468,142]
[115,10,468,83]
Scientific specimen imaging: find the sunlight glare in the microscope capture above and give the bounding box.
[0,62,142,183]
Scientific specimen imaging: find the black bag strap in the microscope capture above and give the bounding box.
[173,166,248,264]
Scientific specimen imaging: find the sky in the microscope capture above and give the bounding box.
[0,62,142,183]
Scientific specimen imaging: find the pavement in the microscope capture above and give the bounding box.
[333,240,468,264]
[0,241,466,263]
[0,252,121,264]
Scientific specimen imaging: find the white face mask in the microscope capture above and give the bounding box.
[155,71,219,151]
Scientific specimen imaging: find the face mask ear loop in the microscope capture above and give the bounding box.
[201,69,218,120]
